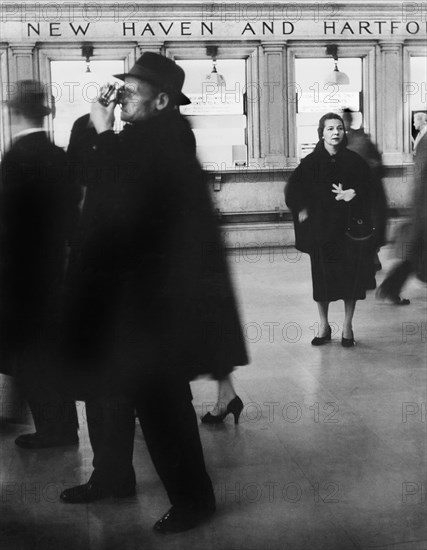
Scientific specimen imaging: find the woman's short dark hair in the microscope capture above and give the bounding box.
[317,112,347,145]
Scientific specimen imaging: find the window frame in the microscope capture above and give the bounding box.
[36,43,137,140]
[0,47,10,156]
[403,43,427,159]
[286,42,377,163]
[165,41,262,167]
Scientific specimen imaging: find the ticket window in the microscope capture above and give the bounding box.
[177,59,247,170]
[295,58,362,158]
[409,56,427,148]
[50,59,125,149]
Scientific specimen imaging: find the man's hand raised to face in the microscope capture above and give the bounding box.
[90,89,116,134]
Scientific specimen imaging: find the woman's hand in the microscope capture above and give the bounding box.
[332,183,356,202]
[298,208,309,222]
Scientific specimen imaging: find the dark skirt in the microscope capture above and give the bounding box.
[310,237,376,302]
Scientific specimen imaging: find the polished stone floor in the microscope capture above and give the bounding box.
[1,246,426,550]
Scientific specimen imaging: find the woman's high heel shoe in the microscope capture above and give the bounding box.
[311,325,332,346]
[341,332,355,347]
[201,396,244,425]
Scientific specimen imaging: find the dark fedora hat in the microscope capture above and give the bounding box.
[5,80,51,117]
[114,52,191,106]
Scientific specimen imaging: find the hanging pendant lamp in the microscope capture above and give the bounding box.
[324,45,350,85]
[205,46,226,87]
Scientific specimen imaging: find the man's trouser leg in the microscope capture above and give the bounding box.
[135,374,214,509]
[16,353,78,438]
[86,394,136,494]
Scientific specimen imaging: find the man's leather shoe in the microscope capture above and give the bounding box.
[153,503,215,534]
[15,432,79,449]
[60,481,110,503]
[60,481,136,503]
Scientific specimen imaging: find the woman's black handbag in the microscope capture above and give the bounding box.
[345,208,376,258]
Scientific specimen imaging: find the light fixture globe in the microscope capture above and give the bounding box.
[324,44,350,86]
[81,44,94,73]
[205,62,226,87]
[204,46,226,87]
[324,61,350,85]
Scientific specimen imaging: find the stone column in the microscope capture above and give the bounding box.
[260,42,287,168]
[8,44,35,83]
[4,45,36,148]
[378,41,404,165]
[247,46,262,166]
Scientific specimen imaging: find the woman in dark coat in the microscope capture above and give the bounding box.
[285,112,377,347]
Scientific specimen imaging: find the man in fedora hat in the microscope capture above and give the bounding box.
[0,80,80,448]
[59,52,248,533]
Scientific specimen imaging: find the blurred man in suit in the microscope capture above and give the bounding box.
[0,80,80,448]
[376,122,427,301]
[342,108,388,282]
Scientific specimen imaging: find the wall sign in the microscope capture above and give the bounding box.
[0,19,426,41]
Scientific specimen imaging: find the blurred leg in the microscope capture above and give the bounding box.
[135,375,214,509]
[86,395,136,493]
[16,352,78,440]
[377,260,413,301]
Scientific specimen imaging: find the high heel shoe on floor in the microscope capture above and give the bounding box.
[341,332,355,347]
[311,325,332,346]
[201,396,244,425]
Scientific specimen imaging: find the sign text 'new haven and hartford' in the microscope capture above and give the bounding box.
[1,19,427,40]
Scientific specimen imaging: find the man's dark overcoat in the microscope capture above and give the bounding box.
[0,131,81,375]
[63,110,248,397]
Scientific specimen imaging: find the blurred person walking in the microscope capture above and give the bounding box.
[342,108,388,258]
[0,80,80,448]
[376,124,427,301]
